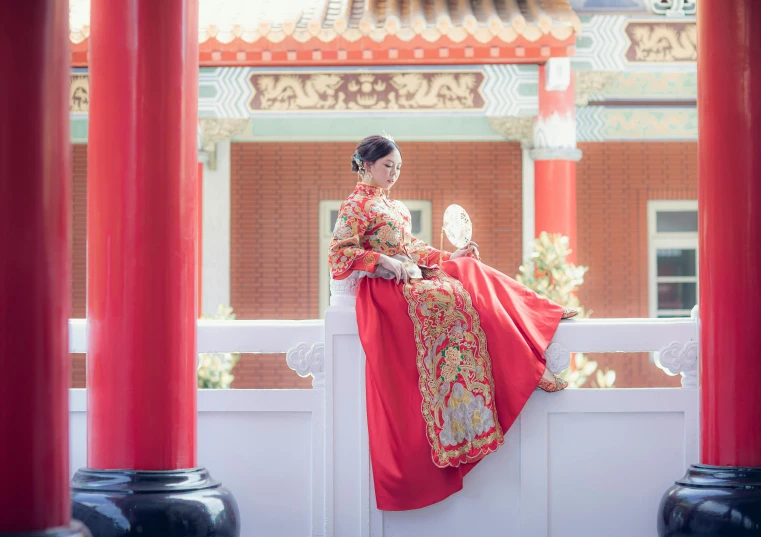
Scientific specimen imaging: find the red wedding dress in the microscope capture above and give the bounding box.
[329,182,564,511]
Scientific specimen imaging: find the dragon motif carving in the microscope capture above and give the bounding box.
[70,74,89,113]
[248,72,484,112]
[626,22,697,62]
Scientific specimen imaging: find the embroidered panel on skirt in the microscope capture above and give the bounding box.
[403,269,504,468]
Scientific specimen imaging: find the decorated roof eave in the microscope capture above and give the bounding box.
[69,0,580,67]
[70,29,578,67]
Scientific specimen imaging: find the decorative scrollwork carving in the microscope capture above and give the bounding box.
[198,118,249,169]
[574,71,620,106]
[656,340,699,388]
[544,342,571,375]
[286,342,325,388]
[329,273,360,307]
[487,116,534,144]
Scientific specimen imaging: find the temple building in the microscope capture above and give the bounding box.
[5,0,761,536]
[68,0,699,389]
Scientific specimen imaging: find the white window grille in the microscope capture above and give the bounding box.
[647,200,699,318]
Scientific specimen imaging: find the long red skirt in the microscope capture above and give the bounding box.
[356,256,564,511]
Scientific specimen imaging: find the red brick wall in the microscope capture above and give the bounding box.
[229,141,524,388]
[576,141,698,387]
[230,141,524,320]
[69,141,697,390]
[71,144,88,388]
[231,353,312,389]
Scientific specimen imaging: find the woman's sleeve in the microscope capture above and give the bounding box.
[328,201,381,280]
[408,236,451,266]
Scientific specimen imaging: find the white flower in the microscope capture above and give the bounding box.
[438,385,477,446]
[467,395,495,436]
[334,225,353,240]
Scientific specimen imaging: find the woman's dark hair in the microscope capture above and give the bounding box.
[351,135,400,172]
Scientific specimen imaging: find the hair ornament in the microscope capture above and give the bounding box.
[381,131,395,143]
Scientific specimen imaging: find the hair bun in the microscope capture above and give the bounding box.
[350,135,399,174]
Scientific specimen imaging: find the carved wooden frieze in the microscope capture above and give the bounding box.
[486,116,534,144]
[247,71,485,112]
[625,21,697,62]
[70,74,89,112]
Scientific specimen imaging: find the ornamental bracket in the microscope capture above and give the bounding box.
[574,71,620,107]
[199,119,250,170]
[486,116,534,146]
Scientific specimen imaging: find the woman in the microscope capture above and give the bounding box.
[328,135,576,511]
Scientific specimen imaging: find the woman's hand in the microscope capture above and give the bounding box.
[450,241,480,261]
[378,254,411,284]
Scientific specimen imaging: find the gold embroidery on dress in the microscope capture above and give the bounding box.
[403,269,504,468]
[328,183,448,279]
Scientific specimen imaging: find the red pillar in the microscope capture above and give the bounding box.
[657,1,761,534]
[0,2,85,535]
[87,0,199,470]
[698,0,761,467]
[532,60,581,263]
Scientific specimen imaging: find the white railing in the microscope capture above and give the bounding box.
[321,301,700,537]
[68,317,327,537]
[67,291,700,537]
[68,305,698,389]
[329,274,699,388]
[68,318,324,355]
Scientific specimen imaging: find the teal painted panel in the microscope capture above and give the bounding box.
[199,85,219,99]
[66,115,502,143]
[70,118,88,143]
[240,116,502,141]
[517,82,538,98]
[575,35,594,52]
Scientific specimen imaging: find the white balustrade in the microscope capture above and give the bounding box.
[68,318,324,355]
[67,283,701,537]
[329,272,360,307]
[320,297,700,537]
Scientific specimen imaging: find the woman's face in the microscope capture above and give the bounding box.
[365,149,402,190]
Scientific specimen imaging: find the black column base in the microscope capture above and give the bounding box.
[71,468,240,537]
[657,464,761,536]
[0,521,91,537]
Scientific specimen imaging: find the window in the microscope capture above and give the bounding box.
[318,199,433,317]
[648,201,699,318]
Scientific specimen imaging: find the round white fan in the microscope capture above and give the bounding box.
[442,204,473,249]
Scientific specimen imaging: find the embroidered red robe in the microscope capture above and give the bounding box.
[329,182,563,511]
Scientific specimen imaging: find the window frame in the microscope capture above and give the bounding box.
[318,199,433,317]
[647,200,699,319]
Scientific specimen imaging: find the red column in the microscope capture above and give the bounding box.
[87,0,199,470]
[699,0,761,467]
[532,60,581,263]
[0,2,72,533]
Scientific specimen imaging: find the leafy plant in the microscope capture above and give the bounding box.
[197,305,240,389]
[516,232,615,389]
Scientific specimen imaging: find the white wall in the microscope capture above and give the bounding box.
[201,141,232,316]
[522,145,535,262]
[70,388,325,537]
[68,309,700,537]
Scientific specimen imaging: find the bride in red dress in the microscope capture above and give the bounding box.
[328,135,576,511]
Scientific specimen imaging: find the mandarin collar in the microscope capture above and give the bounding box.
[355,181,389,198]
